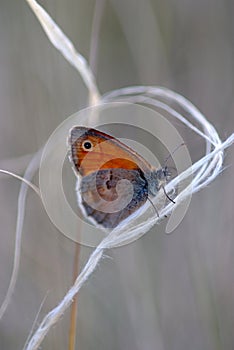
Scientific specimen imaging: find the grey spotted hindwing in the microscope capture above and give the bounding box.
[79,168,149,228]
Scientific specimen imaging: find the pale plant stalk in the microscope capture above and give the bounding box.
[22,292,49,350]
[0,150,42,320]
[0,170,40,197]
[0,0,102,322]
[26,0,101,106]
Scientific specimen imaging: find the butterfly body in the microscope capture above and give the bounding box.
[69,127,169,229]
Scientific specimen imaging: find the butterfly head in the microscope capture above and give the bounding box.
[148,166,173,196]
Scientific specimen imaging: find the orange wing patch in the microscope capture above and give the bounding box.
[69,127,152,176]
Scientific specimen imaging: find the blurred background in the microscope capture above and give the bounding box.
[0,0,234,349]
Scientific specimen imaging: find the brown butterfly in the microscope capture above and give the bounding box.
[68,127,171,229]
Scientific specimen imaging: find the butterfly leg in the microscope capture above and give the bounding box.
[162,185,176,204]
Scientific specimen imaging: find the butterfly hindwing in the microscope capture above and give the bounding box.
[78,168,148,228]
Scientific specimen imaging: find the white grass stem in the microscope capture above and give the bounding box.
[23,292,49,350]
[0,150,42,320]
[102,86,219,182]
[0,170,40,196]
[25,247,104,350]
[26,0,101,106]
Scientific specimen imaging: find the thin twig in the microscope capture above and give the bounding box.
[26,0,101,106]
[68,243,81,350]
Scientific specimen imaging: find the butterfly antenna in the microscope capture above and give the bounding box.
[162,185,176,204]
[161,143,186,204]
[163,142,186,166]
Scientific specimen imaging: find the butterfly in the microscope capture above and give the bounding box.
[68,127,172,229]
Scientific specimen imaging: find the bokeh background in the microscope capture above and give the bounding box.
[0,0,234,349]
